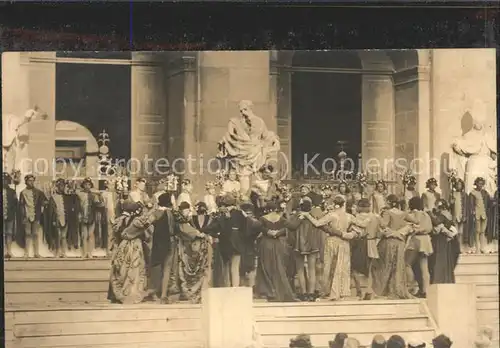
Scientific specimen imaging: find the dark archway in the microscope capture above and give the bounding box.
[290,51,363,178]
[55,55,132,160]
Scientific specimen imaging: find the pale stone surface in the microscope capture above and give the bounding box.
[361,75,395,173]
[202,287,253,348]
[131,52,168,178]
[430,49,497,196]
[427,283,477,348]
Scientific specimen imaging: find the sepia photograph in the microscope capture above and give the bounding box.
[2,49,498,348]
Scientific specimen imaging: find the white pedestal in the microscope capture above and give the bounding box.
[427,283,477,348]
[202,287,253,348]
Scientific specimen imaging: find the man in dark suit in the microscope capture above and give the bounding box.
[19,174,47,258]
[47,178,73,257]
[3,172,18,258]
[149,192,176,303]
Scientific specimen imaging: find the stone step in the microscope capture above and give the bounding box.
[5,292,109,306]
[254,300,424,318]
[455,262,499,275]
[455,273,499,284]
[10,331,204,348]
[256,314,430,335]
[3,258,110,271]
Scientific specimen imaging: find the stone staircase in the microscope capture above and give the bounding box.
[4,259,109,306]
[4,300,437,348]
[253,300,437,348]
[455,254,499,344]
[3,255,498,348]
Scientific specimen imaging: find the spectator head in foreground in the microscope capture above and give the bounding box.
[329,333,348,348]
[344,337,361,348]
[474,336,491,348]
[289,334,313,348]
[479,326,494,341]
[432,334,453,348]
[407,335,426,348]
[387,335,406,348]
[371,335,386,348]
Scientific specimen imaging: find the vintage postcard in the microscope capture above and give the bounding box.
[2,50,498,348]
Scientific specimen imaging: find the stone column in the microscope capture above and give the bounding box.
[163,53,198,193]
[273,51,293,179]
[415,50,432,194]
[361,74,395,179]
[130,52,168,186]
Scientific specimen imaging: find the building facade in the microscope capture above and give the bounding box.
[2,49,497,199]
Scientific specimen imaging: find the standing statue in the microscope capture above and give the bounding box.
[451,113,497,194]
[217,100,280,197]
[2,107,47,174]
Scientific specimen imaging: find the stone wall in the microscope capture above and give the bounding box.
[430,48,497,197]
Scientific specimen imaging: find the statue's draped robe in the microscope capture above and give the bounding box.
[218,115,280,175]
[2,114,29,173]
[452,129,497,194]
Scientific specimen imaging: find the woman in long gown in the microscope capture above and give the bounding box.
[251,201,297,302]
[302,196,353,301]
[108,202,165,304]
[372,194,414,299]
[428,199,461,284]
[168,202,213,304]
[370,180,387,215]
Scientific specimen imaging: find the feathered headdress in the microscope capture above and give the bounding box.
[447,169,458,187]
[402,169,417,186]
[165,173,179,192]
[355,172,367,188]
[375,179,387,190]
[289,334,313,348]
[215,169,228,188]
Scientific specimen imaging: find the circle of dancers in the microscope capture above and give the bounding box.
[2,167,498,304]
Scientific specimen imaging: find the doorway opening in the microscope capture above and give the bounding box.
[55,53,132,161]
[290,51,362,179]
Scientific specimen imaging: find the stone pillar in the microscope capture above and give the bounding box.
[273,51,293,179]
[427,284,477,348]
[130,52,168,187]
[416,50,432,194]
[163,53,198,193]
[28,53,56,187]
[361,74,395,179]
[202,287,254,348]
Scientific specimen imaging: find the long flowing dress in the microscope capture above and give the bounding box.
[321,211,352,300]
[428,211,460,284]
[166,216,212,304]
[255,215,296,302]
[108,213,153,304]
[371,192,387,215]
[372,208,413,299]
